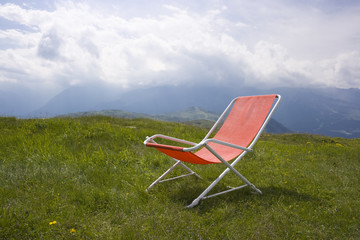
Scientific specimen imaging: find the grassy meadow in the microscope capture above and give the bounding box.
[0,116,359,239]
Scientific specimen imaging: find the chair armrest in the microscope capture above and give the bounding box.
[202,139,253,152]
[144,135,252,153]
[145,142,185,151]
[144,134,197,146]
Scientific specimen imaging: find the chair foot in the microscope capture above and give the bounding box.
[250,185,262,194]
[186,198,201,208]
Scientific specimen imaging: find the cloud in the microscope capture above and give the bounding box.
[0,0,359,93]
[37,29,62,59]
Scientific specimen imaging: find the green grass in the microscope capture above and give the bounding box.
[0,116,359,239]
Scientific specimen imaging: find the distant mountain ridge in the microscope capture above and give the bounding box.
[2,84,360,138]
[61,106,291,134]
[155,106,220,122]
[61,107,221,123]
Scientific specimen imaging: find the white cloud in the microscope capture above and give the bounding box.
[0,0,359,93]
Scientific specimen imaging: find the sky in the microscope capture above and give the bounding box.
[0,0,360,101]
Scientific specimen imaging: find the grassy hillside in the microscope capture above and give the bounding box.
[0,116,359,239]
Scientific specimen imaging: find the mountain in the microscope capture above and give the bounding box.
[61,107,220,122]
[11,84,360,138]
[62,107,291,134]
[104,85,243,114]
[61,109,149,119]
[273,87,360,138]
[155,106,220,122]
[0,89,45,116]
[31,84,121,117]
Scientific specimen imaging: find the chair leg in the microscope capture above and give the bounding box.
[179,162,202,179]
[186,166,231,208]
[186,166,261,208]
[219,158,262,194]
[186,145,261,208]
[146,160,181,191]
[147,158,201,192]
[205,144,262,194]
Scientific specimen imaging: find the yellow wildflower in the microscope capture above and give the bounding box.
[49,221,57,225]
[70,228,76,233]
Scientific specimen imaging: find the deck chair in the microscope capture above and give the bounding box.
[144,94,281,208]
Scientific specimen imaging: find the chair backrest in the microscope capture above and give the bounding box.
[214,95,276,145]
[196,95,277,162]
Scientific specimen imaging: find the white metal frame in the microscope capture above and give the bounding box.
[144,94,281,208]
